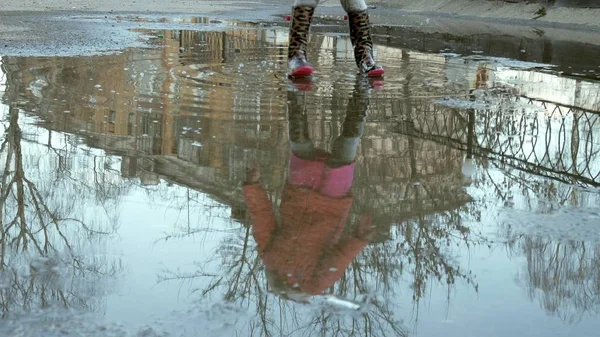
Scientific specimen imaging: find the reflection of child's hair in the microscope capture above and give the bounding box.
[265,269,311,304]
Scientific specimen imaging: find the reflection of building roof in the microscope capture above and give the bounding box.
[150,155,246,207]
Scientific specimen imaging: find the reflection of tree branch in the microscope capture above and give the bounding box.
[154,148,479,337]
[504,230,600,324]
[401,216,478,300]
[158,198,479,337]
[483,166,508,202]
[0,106,120,316]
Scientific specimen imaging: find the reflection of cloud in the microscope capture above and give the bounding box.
[500,208,600,244]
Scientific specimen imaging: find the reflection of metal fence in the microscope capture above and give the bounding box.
[396,93,600,187]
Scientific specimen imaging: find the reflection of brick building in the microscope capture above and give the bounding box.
[4,24,471,225]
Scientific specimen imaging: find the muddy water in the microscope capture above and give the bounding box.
[1,18,599,337]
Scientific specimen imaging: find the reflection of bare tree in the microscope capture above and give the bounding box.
[399,214,477,301]
[377,50,479,304]
[158,204,484,336]
[159,221,407,337]
[504,230,600,324]
[348,182,481,306]
[392,72,600,325]
[156,174,484,336]
[0,106,120,316]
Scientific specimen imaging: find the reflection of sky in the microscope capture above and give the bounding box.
[103,186,230,328]
[7,106,597,336]
[409,243,599,337]
[0,108,120,318]
[2,40,600,337]
[0,103,231,330]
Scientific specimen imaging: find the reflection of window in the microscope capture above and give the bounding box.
[107,109,116,133]
[127,112,135,135]
[58,154,68,171]
[141,115,150,135]
[259,124,271,133]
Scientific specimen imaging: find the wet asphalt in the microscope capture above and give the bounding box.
[2,2,600,58]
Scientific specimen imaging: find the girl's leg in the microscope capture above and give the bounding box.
[288,0,320,77]
[340,0,384,77]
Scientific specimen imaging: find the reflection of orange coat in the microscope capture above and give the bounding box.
[243,183,369,295]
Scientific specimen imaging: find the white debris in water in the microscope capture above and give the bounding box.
[322,295,361,310]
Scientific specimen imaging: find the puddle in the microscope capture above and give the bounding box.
[1,18,600,337]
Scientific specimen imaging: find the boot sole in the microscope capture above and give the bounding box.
[289,65,314,78]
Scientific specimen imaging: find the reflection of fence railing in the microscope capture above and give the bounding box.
[395,92,600,187]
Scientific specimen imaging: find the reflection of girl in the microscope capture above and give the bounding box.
[242,82,375,302]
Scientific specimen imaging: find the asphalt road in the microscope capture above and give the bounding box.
[1,0,600,57]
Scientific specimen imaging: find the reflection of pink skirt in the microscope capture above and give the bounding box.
[289,153,355,198]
